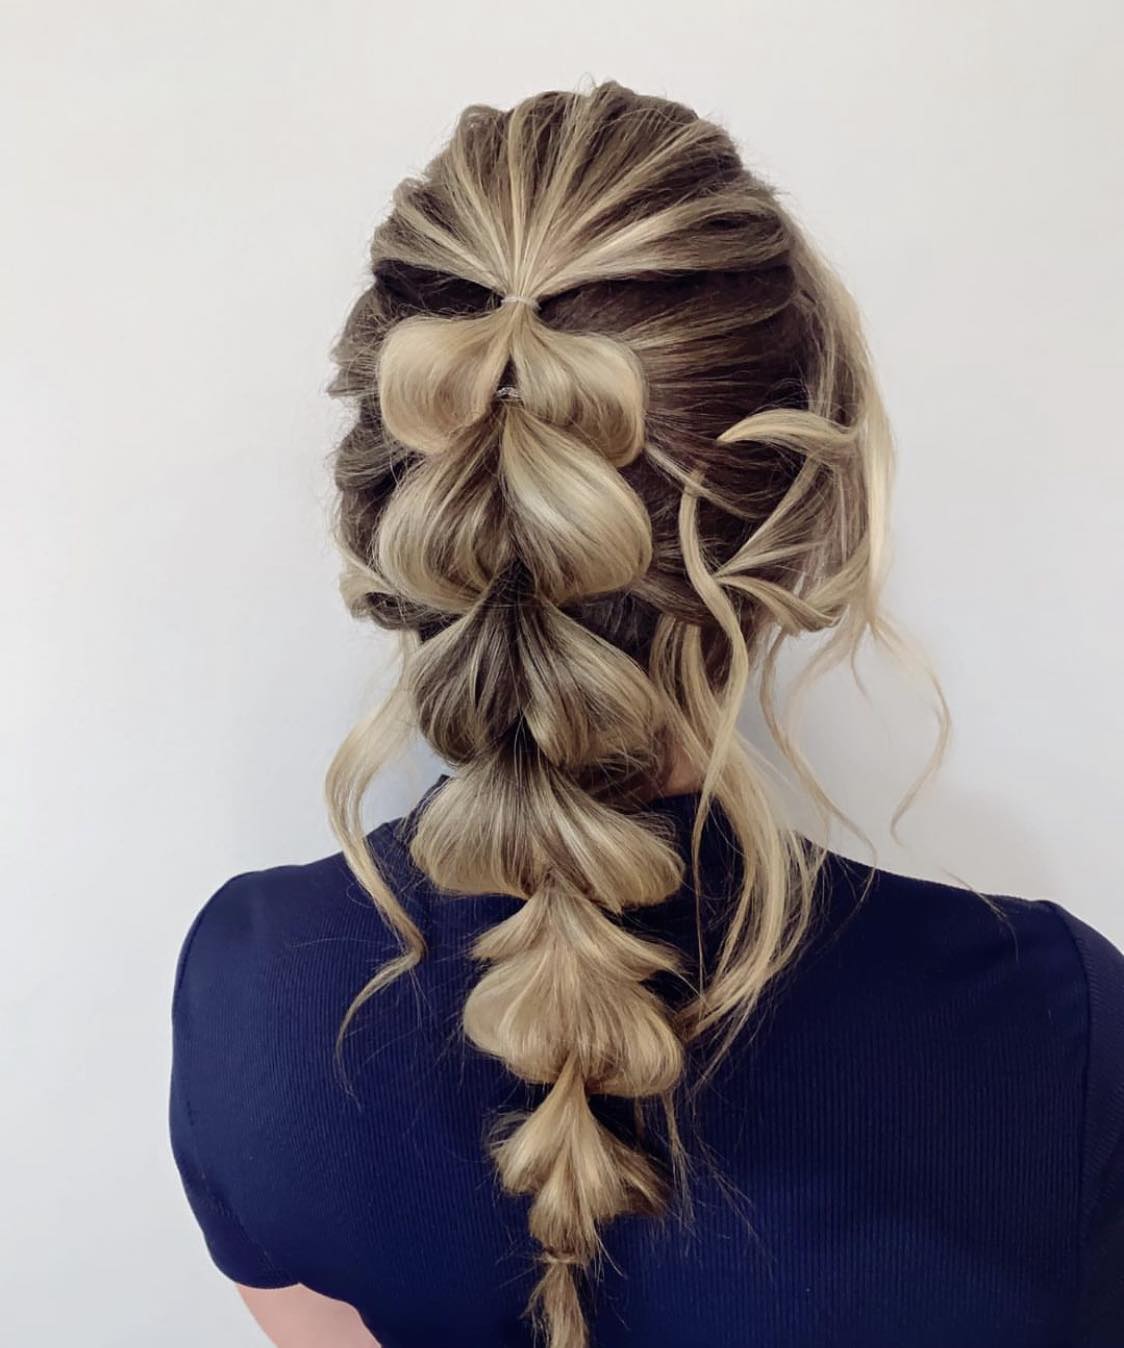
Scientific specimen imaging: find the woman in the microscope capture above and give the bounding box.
[169,82,1124,1348]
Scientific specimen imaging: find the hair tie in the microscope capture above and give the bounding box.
[500,293,539,310]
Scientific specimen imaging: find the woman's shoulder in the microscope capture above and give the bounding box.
[818,849,1124,1071]
[166,813,436,1289]
[173,779,456,995]
[835,853,1124,1204]
[831,844,1124,985]
[172,816,424,1005]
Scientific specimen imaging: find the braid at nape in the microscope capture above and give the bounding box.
[376,295,691,1346]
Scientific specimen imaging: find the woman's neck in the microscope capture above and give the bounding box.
[657,744,705,797]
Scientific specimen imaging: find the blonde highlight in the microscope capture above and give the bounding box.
[324,80,951,1348]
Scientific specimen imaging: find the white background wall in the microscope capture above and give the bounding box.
[2,1,1121,1343]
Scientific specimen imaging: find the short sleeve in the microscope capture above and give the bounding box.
[168,875,297,1289]
[1044,902,1124,1345]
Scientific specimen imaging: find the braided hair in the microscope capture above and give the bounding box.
[326,81,916,1348]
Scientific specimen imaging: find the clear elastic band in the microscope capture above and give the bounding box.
[500,294,539,310]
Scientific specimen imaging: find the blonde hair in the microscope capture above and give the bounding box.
[325,81,946,1348]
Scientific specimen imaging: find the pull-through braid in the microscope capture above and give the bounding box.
[375,292,691,1343]
[328,81,932,1348]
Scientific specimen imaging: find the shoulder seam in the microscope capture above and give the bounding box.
[1039,897,1093,1330]
[171,872,252,1017]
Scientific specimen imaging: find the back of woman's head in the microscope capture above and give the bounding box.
[326,80,910,1348]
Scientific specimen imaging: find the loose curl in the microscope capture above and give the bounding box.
[324,81,947,1348]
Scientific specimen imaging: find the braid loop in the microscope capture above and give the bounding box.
[374,248,691,1343]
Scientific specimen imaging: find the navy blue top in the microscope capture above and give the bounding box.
[170,776,1124,1347]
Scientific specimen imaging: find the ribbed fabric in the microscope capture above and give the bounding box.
[169,775,1124,1347]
